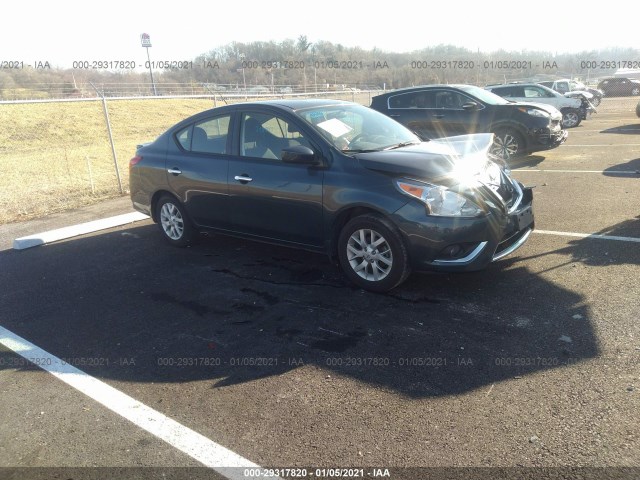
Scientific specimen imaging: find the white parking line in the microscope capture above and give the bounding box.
[0,325,276,480]
[559,144,640,147]
[534,230,640,243]
[13,212,150,250]
[570,129,640,133]
[513,169,639,174]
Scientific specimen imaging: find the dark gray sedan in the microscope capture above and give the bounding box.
[130,100,534,292]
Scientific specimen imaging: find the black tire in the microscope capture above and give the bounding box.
[490,128,525,161]
[156,195,195,247]
[337,214,410,292]
[561,109,581,128]
[636,101,640,118]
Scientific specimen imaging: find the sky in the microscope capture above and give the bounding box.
[1,0,638,69]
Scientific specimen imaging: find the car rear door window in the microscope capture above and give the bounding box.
[175,115,230,154]
[524,86,553,98]
[388,91,435,109]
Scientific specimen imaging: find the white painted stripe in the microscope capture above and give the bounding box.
[535,230,640,243]
[0,325,275,480]
[570,129,640,133]
[13,212,150,250]
[559,144,640,147]
[513,169,639,174]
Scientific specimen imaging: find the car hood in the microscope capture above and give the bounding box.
[355,133,498,182]
[565,91,593,99]
[510,101,562,117]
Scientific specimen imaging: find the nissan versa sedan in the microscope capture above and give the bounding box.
[371,85,567,160]
[130,100,534,292]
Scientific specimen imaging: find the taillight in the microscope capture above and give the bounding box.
[129,155,142,169]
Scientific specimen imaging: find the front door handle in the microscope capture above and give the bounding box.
[389,114,400,118]
[167,168,182,175]
[234,175,253,183]
[432,114,445,119]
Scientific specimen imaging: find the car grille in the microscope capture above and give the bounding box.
[476,165,520,212]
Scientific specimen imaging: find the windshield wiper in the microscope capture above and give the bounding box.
[383,140,421,150]
[341,148,384,153]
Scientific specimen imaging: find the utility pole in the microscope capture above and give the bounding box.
[141,33,157,96]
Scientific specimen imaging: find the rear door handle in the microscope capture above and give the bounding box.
[234,175,253,183]
[389,114,400,118]
[432,114,445,119]
[167,168,182,175]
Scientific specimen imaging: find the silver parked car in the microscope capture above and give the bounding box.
[486,83,594,128]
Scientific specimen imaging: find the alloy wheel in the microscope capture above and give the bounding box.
[346,228,393,282]
[160,202,185,240]
[562,111,580,128]
[490,132,520,160]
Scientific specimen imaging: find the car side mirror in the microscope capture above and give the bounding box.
[462,101,480,111]
[281,145,319,165]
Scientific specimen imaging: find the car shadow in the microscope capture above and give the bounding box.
[508,155,546,169]
[600,124,640,135]
[0,222,599,398]
[514,216,640,269]
[603,158,640,177]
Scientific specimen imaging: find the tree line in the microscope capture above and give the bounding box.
[1,37,639,98]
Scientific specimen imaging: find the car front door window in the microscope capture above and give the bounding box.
[240,113,310,160]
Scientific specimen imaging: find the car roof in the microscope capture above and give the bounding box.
[489,83,545,88]
[164,98,359,131]
[230,98,353,111]
[374,84,476,96]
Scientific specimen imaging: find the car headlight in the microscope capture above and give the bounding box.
[397,181,483,217]
[517,107,550,118]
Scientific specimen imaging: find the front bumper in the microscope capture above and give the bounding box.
[393,184,535,273]
[531,125,568,150]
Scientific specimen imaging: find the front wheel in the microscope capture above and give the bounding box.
[590,96,601,107]
[337,214,410,292]
[156,195,195,247]
[631,87,640,96]
[490,129,525,161]
[561,109,581,128]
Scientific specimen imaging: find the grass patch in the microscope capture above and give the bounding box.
[0,98,216,223]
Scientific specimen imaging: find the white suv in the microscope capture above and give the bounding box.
[486,83,588,128]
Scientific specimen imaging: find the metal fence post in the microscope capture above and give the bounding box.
[90,83,123,194]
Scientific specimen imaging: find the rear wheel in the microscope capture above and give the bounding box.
[337,214,410,292]
[590,96,601,107]
[156,195,195,247]
[561,109,581,128]
[631,86,640,96]
[490,129,525,161]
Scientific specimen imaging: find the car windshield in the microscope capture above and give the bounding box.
[459,85,511,105]
[295,103,420,153]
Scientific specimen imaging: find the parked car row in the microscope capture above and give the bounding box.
[129,68,640,292]
[370,84,567,160]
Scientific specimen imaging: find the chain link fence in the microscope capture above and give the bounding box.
[0,90,380,224]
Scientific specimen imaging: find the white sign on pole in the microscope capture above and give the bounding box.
[141,33,152,47]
